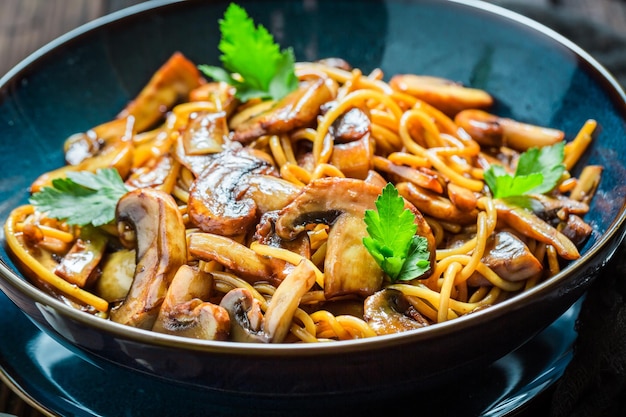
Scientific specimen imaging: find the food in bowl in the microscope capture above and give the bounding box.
[3,3,602,344]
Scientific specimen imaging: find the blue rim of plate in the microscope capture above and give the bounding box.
[0,286,581,417]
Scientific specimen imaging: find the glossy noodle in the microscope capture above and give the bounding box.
[4,52,602,343]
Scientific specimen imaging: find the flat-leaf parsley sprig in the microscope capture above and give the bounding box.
[484,141,566,199]
[29,168,129,227]
[198,3,298,102]
[362,183,431,283]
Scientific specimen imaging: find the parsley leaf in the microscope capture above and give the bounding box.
[484,142,565,199]
[363,183,431,282]
[198,3,298,102]
[29,168,129,227]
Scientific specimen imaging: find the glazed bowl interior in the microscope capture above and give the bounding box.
[1,0,625,398]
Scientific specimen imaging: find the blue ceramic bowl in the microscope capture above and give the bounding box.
[0,0,625,400]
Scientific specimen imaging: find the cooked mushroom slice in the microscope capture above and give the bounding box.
[389,75,493,116]
[189,81,239,116]
[254,211,311,282]
[560,214,593,247]
[187,147,279,236]
[109,188,187,329]
[219,288,268,343]
[117,52,204,133]
[364,288,429,335]
[231,77,335,144]
[153,265,230,340]
[188,232,274,284]
[396,181,478,225]
[263,260,317,343]
[454,109,564,151]
[275,177,436,298]
[529,194,589,221]
[95,249,136,302]
[219,260,316,343]
[54,226,108,288]
[31,140,134,193]
[494,198,580,260]
[242,175,301,214]
[331,135,374,180]
[180,111,229,156]
[125,153,180,193]
[468,231,543,286]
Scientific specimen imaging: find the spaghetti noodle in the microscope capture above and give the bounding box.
[3,53,601,343]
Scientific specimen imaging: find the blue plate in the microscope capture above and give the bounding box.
[0,287,580,416]
[1,0,625,406]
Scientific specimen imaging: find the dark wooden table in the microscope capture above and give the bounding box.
[1,1,626,416]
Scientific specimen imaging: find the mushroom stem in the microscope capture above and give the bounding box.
[110,188,187,329]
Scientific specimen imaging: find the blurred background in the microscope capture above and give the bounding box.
[1,0,626,82]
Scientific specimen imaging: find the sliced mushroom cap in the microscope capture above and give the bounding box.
[275,177,436,298]
[188,232,274,284]
[263,259,317,343]
[364,288,429,335]
[152,265,230,340]
[454,109,564,151]
[396,181,478,225]
[187,147,278,236]
[117,52,204,133]
[31,140,134,193]
[109,188,187,329]
[231,77,335,144]
[494,198,580,260]
[468,231,543,285]
[389,75,493,116]
[219,288,268,343]
[95,249,136,302]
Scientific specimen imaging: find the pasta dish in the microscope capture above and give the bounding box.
[2,5,601,344]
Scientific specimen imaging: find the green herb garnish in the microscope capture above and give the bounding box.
[484,142,565,199]
[198,3,298,102]
[363,183,431,283]
[29,168,129,227]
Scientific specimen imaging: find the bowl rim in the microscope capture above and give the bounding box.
[1,0,625,356]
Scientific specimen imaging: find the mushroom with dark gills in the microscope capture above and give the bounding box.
[109,188,187,329]
[274,177,436,299]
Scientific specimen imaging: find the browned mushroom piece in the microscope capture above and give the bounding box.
[396,181,478,225]
[275,177,436,299]
[125,153,179,192]
[219,288,268,343]
[389,74,493,116]
[494,198,580,260]
[187,147,279,236]
[117,52,204,133]
[454,109,565,151]
[530,194,590,220]
[231,77,335,144]
[327,107,374,179]
[152,265,230,340]
[219,259,317,343]
[467,231,543,286]
[363,288,429,335]
[189,81,239,117]
[54,226,108,288]
[31,140,134,193]
[560,214,593,247]
[263,259,317,343]
[188,232,274,284]
[180,110,229,156]
[109,188,187,329]
[254,211,312,283]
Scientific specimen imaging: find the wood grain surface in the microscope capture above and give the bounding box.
[1,0,626,78]
[0,0,625,416]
